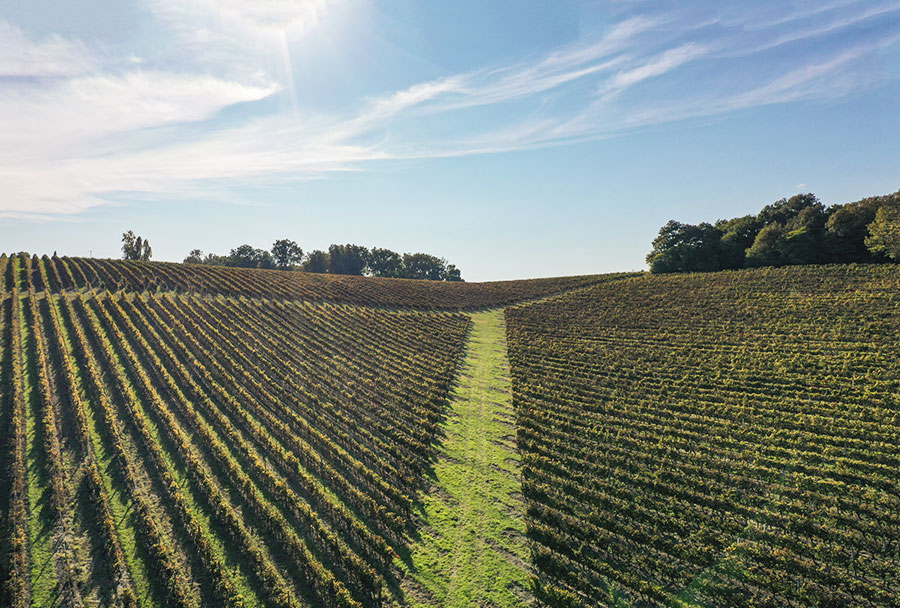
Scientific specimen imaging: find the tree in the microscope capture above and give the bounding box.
[366,247,403,278]
[122,230,152,260]
[827,190,900,262]
[865,204,900,260]
[757,193,821,227]
[271,239,303,270]
[782,204,828,264]
[183,251,228,266]
[646,221,725,274]
[228,244,257,268]
[744,223,787,267]
[122,231,138,259]
[328,244,369,275]
[184,249,204,264]
[826,201,879,262]
[745,204,828,267]
[715,215,761,270]
[446,264,463,281]
[302,250,330,273]
[228,244,274,269]
[648,189,900,273]
[401,252,448,280]
[202,253,229,266]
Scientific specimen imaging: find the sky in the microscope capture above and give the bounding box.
[1,0,899,281]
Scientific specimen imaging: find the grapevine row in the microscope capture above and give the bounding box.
[23,254,625,310]
[506,265,900,607]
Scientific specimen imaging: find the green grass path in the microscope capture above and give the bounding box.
[401,309,530,607]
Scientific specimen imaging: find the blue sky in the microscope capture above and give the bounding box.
[1,0,899,280]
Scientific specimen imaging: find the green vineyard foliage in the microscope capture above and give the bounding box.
[0,253,473,607]
[4,253,898,608]
[506,265,900,607]
[36,255,624,310]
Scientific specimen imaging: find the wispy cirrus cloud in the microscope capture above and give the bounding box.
[0,18,281,217]
[716,0,900,57]
[0,21,96,77]
[2,0,899,218]
[599,42,710,98]
[2,71,278,155]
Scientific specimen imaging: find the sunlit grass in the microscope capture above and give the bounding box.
[401,309,529,607]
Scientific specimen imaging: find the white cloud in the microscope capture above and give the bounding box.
[728,1,900,56]
[0,71,279,159]
[723,47,873,107]
[721,0,876,30]
[0,117,382,218]
[554,39,891,142]
[600,43,710,96]
[433,17,659,112]
[0,23,281,216]
[0,21,95,77]
[150,0,339,46]
[2,2,899,218]
[203,0,334,32]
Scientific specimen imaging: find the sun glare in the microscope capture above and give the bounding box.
[193,0,337,39]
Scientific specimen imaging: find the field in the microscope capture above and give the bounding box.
[32,256,622,311]
[2,254,899,608]
[1,254,478,608]
[506,265,900,607]
[2,253,607,608]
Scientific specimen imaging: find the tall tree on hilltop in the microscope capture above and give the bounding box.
[271,239,303,270]
[747,200,832,266]
[401,252,449,280]
[367,247,403,278]
[756,193,821,227]
[715,215,760,269]
[228,244,274,269]
[827,191,900,262]
[122,230,152,260]
[646,189,900,273]
[302,250,330,273]
[329,244,369,275]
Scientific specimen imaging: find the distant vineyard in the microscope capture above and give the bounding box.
[0,253,470,607]
[6,255,624,311]
[506,265,900,607]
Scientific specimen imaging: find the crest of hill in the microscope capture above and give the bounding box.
[2,254,633,311]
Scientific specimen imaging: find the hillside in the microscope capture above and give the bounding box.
[19,255,623,311]
[2,254,899,608]
[2,254,482,608]
[0,253,621,608]
[506,264,900,607]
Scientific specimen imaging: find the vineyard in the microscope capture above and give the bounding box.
[506,265,900,607]
[0,253,481,608]
[19,255,622,311]
[2,252,900,608]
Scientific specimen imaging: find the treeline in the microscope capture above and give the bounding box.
[184,241,463,281]
[646,190,900,273]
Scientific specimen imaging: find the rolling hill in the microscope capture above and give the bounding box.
[506,265,900,607]
[2,254,898,608]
